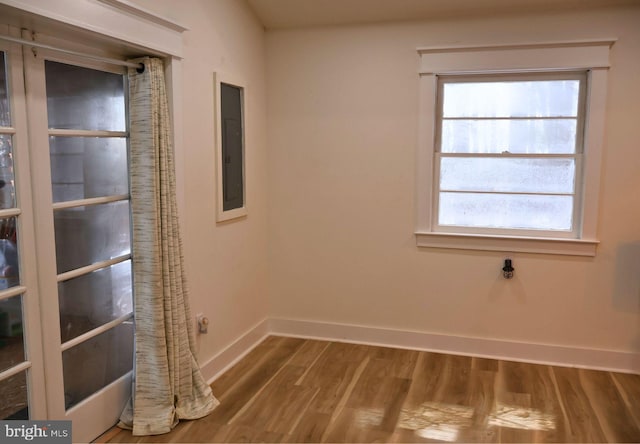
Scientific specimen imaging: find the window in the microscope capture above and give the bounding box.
[436,72,585,236]
[416,41,614,256]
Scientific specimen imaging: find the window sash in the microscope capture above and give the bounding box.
[432,72,587,238]
[436,153,580,194]
[436,71,588,153]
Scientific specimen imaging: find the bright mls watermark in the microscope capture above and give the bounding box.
[1,421,71,443]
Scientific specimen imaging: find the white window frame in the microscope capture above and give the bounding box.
[415,40,615,256]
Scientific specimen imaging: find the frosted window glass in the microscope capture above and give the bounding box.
[62,320,133,409]
[440,158,575,194]
[443,80,580,118]
[441,119,577,154]
[54,201,131,274]
[59,260,132,343]
[439,192,573,230]
[49,137,128,203]
[0,52,9,127]
[45,61,125,131]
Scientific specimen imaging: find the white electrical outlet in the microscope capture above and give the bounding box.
[196,314,209,334]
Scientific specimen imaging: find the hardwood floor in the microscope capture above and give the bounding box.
[100,336,640,443]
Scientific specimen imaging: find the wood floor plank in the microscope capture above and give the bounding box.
[496,361,568,442]
[437,354,472,405]
[285,412,332,443]
[210,335,284,398]
[368,346,420,378]
[231,365,320,435]
[529,365,570,443]
[93,426,123,443]
[498,360,530,394]
[611,371,640,430]
[579,369,640,443]
[102,429,139,443]
[390,427,440,443]
[491,391,535,442]
[465,369,496,428]
[395,352,474,440]
[403,352,450,408]
[297,342,371,387]
[138,421,201,443]
[203,424,284,443]
[289,339,331,368]
[456,426,499,443]
[552,366,607,442]
[205,336,305,425]
[322,407,392,443]
[343,358,412,432]
[527,364,565,419]
[397,400,476,442]
[472,356,499,372]
[297,342,371,414]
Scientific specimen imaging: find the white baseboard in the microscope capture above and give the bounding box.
[269,318,640,375]
[200,318,270,384]
[198,317,639,381]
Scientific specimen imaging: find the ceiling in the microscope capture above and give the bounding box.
[247,0,640,30]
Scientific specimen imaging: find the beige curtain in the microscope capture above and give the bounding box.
[118,57,219,436]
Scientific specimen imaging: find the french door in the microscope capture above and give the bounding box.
[0,29,134,442]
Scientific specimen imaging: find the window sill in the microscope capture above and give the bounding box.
[415,231,598,256]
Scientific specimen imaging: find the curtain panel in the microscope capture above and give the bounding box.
[119,57,218,436]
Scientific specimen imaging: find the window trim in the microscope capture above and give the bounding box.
[415,40,615,256]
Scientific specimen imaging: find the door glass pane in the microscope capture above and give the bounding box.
[0,218,19,290]
[62,320,133,409]
[442,80,580,118]
[440,158,576,194]
[54,201,131,274]
[45,61,125,131]
[0,294,24,372]
[0,51,9,127]
[441,119,578,154]
[59,261,132,343]
[0,135,16,209]
[0,370,28,419]
[439,192,573,230]
[50,137,129,203]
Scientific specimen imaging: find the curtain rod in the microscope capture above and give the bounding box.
[0,34,145,71]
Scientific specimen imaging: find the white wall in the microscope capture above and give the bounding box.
[266,5,640,356]
[128,0,269,364]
